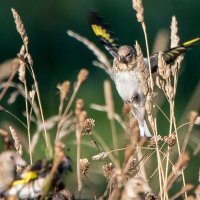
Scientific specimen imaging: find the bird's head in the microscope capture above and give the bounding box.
[117,45,136,63]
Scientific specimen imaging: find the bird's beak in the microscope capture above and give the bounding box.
[118,56,126,63]
[15,155,27,166]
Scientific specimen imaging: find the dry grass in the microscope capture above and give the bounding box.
[0,2,199,200]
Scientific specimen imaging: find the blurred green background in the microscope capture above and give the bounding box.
[0,0,199,199]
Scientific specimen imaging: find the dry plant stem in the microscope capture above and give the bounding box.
[67,30,112,74]
[169,185,193,200]
[110,119,119,158]
[137,146,147,181]
[0,68,18,101]
[76,124,82,195]
[172,108,187,199]
[24,80,32,164]
[29,67,52,156]
[181,122,194,153]
[94,133,120,169]
[12,8,51,155]
[55,97,65,142]
[57,81,82,135]
[154,119,165,199]
[3,107,27,129]
[141,23,154,91]
[89,135,101,152]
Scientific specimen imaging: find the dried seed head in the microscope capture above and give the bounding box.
[158,52,171,80]
[92,152,109,160]
[80,158,90,176]
[18,60,26,82]
[77,68,89,82]
[148,135,163,148]
[11,8,29,47]
[51,189,75,200]
[9,126,23,156]
[102,162,114,178]
[145,192,158,200]
[82,118,95,135]
[164,134,176,148]
[135,41,152,96]
[132,0,144,23]
[170,16,180,48]
[57,81,70,100]
[125,159,139,178]
[104,80,114,120]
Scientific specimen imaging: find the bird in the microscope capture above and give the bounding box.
[121,177,151,200]
[4,156,72,199]
[0,150,26,194]
[90,11,200,137]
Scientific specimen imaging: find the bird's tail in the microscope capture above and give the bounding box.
[139,120,152,138]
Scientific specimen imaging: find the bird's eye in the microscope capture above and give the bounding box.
[126,52,132,57]
[10,155,14,160]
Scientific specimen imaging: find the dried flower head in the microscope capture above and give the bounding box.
[11,8,28,47]
[80,158,90,176]
[132,0,144,23]
[148,135,163,148]
[145,192,158,200]
[82,118,95,135]
[164,134,176,148]
[135,41,150,96]
[9,126,23,156]
[77,69,89,82]
[57,81,70,100]
[18,60,26,82]
[102,163,114,178]
[92,152,109,160]
[51,189,75,200]
[125,159,139,178]
[170,16,180,48]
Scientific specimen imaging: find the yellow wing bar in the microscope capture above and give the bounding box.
[12,171,38,186]
[91,24,114,44]
[183,37,200,47]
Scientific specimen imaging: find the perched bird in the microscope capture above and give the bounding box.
[0,150,26,194]
[121,177,151,200]
[4,156,72,199]
[90,11,200,137]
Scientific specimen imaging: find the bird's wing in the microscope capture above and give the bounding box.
[145,37,200,72]
[90,11,119,58]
